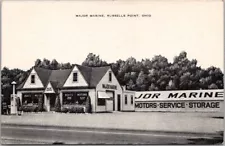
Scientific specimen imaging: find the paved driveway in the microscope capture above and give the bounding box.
[1,112,223,134]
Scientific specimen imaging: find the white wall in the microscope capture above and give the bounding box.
[96,68,123,112]
[63,66,88,87]
[44,82,55,94]
[17,91,22,102]
[44,94,50,112]
[122,91,135,111]
[23,68,44,88]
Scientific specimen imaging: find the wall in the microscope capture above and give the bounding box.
[122,91,135,111]
[135,89,224,112]
[63,66,88,87]
[44,94,50,111]
[96,68,123,112]
[23,69,44,89]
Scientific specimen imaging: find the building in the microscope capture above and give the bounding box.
[16,64,135,113]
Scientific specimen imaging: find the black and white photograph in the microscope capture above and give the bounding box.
[1,0,224,145]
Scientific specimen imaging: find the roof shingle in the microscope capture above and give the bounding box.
[17,65,111,90]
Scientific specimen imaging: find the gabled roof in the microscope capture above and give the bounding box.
[47,69,72,88]
[48,81,58,93]
[17,65,111,90]
[75,64,111,87]
[34,67,52,86]
[75,64,92,85]
[89,66,111,87]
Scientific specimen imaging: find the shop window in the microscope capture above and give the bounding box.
[23,97,32,104]
[131,95,133,104]
[33,96,39,104]
[31,75,35,84]
[125,95,127,105]
[109,71,112,82]
[22,93,42,105]
[98,98,106,106]
[62,92,87,105]
[73,72,78,82]
[63,96,77,105]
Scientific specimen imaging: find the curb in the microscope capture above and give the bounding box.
[2,123,222,138]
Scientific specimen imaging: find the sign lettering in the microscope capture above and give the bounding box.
[102,84,117,90]
[135,90,224,101]
[46,87,52,91]
[135,101,220,109]
[76,92,88,97]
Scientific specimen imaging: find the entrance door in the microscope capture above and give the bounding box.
[106,91,114,111]
[48,94,56,111]
[117,94,121,111]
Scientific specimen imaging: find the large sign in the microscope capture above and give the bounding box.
[102,84,117,90]
[135,90,224,101]
[134,90,224,112]
[22,93,43,98]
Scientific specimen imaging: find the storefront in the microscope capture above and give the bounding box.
[16,64,133,113]
[17,64,221,114]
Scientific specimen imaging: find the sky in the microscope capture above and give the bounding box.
[2,0,224,71]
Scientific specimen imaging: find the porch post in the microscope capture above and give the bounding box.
[44,94,50,112]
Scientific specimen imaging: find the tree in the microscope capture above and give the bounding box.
[37,97,44,112]
[54,95,61,112]
[136,71,148,91]
[149,83,159,91]
[61,62,73,69]
[82,53,108,67]
[1,67,27,105]
[50,59,59,70]
[34,59,41,67]
[127,79,136,90]
[208,83,218,89]
[41,58,51,69]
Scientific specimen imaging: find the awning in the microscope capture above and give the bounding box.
[98,91,111,99]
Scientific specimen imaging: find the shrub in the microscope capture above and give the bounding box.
[22,104,38,112]
[61,107,68,113]
[54,96,61,112]
[62,104,85,113]
[85,96,92,113]
[37,97,44,112]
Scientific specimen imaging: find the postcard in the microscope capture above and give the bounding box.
[1,0,224,145]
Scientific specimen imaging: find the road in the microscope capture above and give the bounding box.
[1,124,223,145]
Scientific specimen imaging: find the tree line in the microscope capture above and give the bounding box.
[1,51,224,104]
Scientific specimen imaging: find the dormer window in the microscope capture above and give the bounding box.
[73,72,78,82]
[31,75,35,84]
[109,71,112,82]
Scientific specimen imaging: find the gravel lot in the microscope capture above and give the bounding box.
[1,112,223,134]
